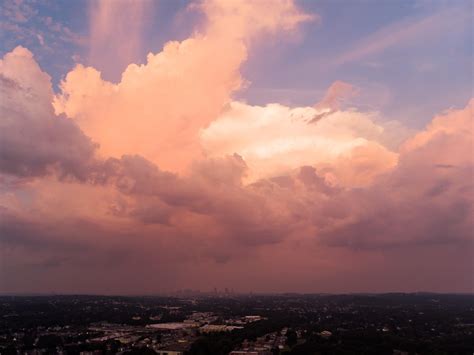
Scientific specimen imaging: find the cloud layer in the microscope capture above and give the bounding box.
[0,0,472,294]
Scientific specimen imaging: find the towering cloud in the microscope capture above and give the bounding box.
[54,0,313,173]
[0,0,472,294]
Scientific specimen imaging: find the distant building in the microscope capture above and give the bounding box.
[244,315,263,322]
[319,330,332,338]
[155,341,191,355]
[155,350,185,355]
[146,322,198,330]
[200,324,243,333]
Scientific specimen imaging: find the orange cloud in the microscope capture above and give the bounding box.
[1,94,473,293]
[54,0,313,173]
[0,1,472,294]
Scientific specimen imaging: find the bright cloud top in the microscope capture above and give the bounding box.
[53,0,313,173]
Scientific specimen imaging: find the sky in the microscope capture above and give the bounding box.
[0,0,472,294]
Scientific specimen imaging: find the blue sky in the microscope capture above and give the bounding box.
[1,0,472,127]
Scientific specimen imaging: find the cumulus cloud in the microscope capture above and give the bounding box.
[317,101,473,249]
[0,0,472,293]
[0,47,97,179]
[201,100,398,186]
[53,0,313,173]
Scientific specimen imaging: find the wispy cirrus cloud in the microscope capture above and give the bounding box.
[334,5,470,66]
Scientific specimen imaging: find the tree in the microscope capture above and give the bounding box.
[286,329,297,348]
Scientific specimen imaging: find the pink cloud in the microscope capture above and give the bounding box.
[0,1,472,294]
[314,80,358,111]
[54,0,313,173]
